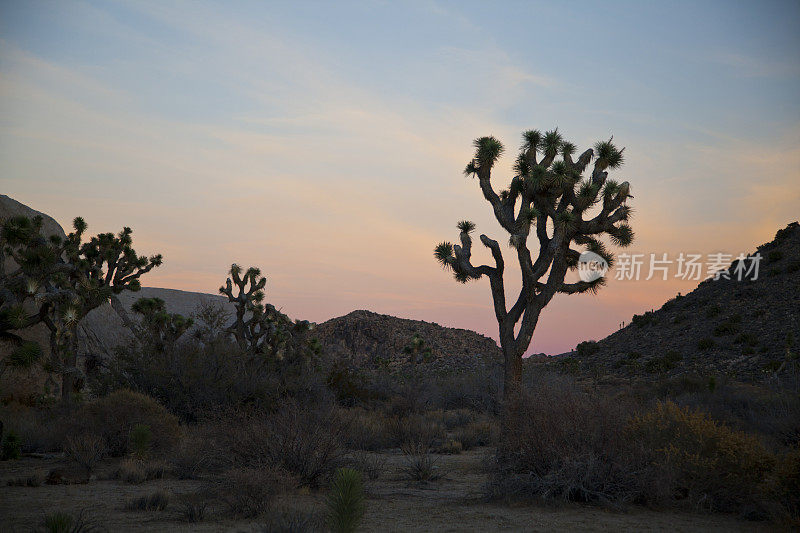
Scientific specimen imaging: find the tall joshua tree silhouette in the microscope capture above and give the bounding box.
[434,129,634,410]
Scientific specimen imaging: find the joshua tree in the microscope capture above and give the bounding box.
[0,215,161,401]
[403,333,432,364]
[219,264,313,359]
[434,129,634,407]
[131,297,193,352]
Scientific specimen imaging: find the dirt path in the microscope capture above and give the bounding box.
[0,450,771,532]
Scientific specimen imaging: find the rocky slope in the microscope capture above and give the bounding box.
[313,310,502,374]
[546,221,800,381]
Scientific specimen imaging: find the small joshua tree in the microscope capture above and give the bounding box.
[0,215,161,401]
[403,333,432,365]
[219,264,313,358]
[131,297,193,352]
[434,129,634,408]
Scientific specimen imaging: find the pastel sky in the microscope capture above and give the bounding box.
[1,1,799,354]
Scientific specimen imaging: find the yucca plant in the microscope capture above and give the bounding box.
[327,468,365,533]
[434,129,635,425]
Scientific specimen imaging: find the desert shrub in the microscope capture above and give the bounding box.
[490,386,644,504]
[767,250,784,263]
[180,501,208,523]
[129,424,152,459]
[632,311,657,327]
[348,450,386,480]
[697,338,715,350]
[64,433,106,475]
[216,467,296,518]
[257,509,322,533]
[762,446,800,525]
[327,365,375,406]
[2,429,21,460]
[627,401,775,511]
[7,473,43,487]
[96,335,330,423]
[125,490,170,512]
[69,390,180,457]
[199,401,346,487]
[576,340,599,356]
[0,404,67,453]
[401,442,443,481]
[436,439,463,454]
[386,413,444,448]
[734,332,759,346]
[454,419,498,450]
[705,304,721,318]
[340,407,392,450]
[557,356,580,375]
[42,510,100,533]
[645,351,683,373]
[327,468,365,533]
[787,260,800,273]
[113,457,147,484]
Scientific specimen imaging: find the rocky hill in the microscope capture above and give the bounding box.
[546,221,800,381]
[313,310,502,374]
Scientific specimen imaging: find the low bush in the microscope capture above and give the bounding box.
[386,413,444,448]
[454,419,497,450]
[401,442,443,481]
[216,467,296,518]
[490,387,644,504]
[698,338,715,350]
[627,401,775,512]
[348,450,386,481]
[180,501,208,523]
[340,407,392,450]
[125,490,170,512]
[69,390,180,457]
[198,401,346,487]
[1,429,21,460]
[64,433,106,476]
[42,510,100,533]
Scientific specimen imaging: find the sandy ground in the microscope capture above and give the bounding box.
[0,450,773,532]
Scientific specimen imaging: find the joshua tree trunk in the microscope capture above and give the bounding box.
[435,129,634,425]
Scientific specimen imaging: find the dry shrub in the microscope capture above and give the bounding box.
[436,439,463,455]
[198,401,346,487]
[64,433,106,475]
[401,442,443,481]
[340,408,392,451]
[386,413,444,448]
[628,401,775,512]
[113,457,147,484]
[454,419,498,450]
[348,450,386,480]
[69,390,181,457]
[491,382,644,505]
[216,467,297,518]
[762,446,800,525]
[125,490,170,512]
[0,403,68,453]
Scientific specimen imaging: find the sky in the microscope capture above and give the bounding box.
[1,0,799,355]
